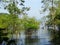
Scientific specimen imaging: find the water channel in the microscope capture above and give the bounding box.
[16,26,53,45]
[1,24,59,45]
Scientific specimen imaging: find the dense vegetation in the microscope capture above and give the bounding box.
[42,0,60,30]
[42,0,60,44]
[0,0,40,43]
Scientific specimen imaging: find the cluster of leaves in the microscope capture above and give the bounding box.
[42,0,60,44]
[0,13,21,39]
[42,0,60,26]
[22,16,40,31]
[0,14,40,39]
[46,6,60,26]
[0,0,40,42]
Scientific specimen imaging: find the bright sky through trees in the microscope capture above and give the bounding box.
[0,0,49,20]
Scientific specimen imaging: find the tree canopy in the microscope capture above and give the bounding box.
[0,0,40,41]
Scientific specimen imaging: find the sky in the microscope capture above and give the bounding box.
[24,0,49,20]
[24,0,43,20]
[0,0,48,20]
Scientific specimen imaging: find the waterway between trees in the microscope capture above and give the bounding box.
[1,25,60,45]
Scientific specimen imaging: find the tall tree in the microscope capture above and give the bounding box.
[0,0,30,40]
[41,0,60,29]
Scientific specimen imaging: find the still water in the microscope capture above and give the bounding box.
[16,27,52,45]
[1,27,54,45]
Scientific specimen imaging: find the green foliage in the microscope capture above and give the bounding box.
[0,0,40,41]
[42,0,60,27]
[0,14,40,40]
[22,15,40,30]
[6,3,21,15]
[0,13,10,28]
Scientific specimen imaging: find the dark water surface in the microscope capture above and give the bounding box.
[1,27,58,45]
[16,28,52,45]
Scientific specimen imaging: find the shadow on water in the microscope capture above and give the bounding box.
[25,30,39,45]
[0,30,51,45]
[25,37,39,45]
[1,29,60,45]
[49,29,60,45]
[0,38,17,45]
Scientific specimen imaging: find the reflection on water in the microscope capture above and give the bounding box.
[37,28,52,45]
[1,28,60,45]
[17,28,52,45]
[25,36,39,45]
[50,30,60,45]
